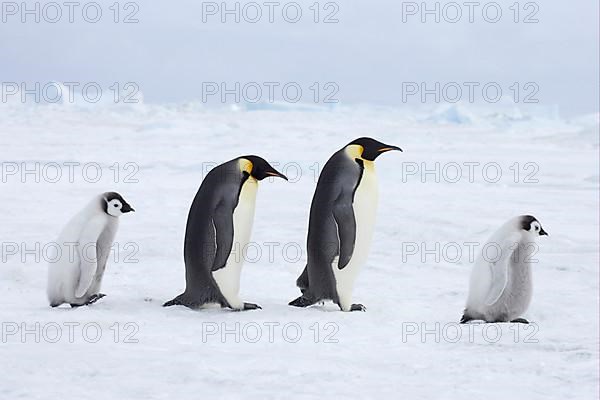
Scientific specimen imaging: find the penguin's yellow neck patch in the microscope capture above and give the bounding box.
[345,144,375,170]
[238,158,258,183]
[345,144,364,160]
[238,158,253,175]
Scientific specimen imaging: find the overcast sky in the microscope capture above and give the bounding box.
[1,0,598,116]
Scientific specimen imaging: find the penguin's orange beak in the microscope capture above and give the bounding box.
[265,170,288,180]
[378,145,403,153]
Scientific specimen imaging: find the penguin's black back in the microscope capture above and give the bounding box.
[166,158,246,308]
[301,149,363,301]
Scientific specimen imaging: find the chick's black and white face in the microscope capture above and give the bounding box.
[520,216,548,237]
[106,199,124,217]
[529,220,547,236]
[103,192,134,217]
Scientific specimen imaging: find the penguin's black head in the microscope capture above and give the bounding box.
[519,215,548,237]
[348,137,402,161]
[103,192,135,217]
[241,156,288,181]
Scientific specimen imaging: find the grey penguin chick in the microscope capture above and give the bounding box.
[47,192,134,308]
[461,215,548,324]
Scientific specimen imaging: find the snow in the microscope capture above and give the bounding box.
[0,103,598,399]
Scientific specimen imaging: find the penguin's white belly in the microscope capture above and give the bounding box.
[332,166,379,310]
[212,178,257,309]
[47,242,81,305]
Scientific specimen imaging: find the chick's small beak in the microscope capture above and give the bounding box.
[539,228,548,236]
[378,145,403,153]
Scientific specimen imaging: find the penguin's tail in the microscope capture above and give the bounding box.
[289,295,317,308]
[163,294,190,308]
[296,266,309,292]
[163,289,230,309]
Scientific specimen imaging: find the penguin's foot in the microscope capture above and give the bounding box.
[241,302,262,311]
[510,318,529,324]
[85,293,107,306]
[350,303,367,312]
[289,296,317,308]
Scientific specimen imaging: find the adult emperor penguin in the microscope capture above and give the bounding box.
[461,215,548,324]
[164,156,287,311]
[47,192,134,307]
[289,137,402,312]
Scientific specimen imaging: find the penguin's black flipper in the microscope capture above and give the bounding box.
[332,202,356,270]
[211,205,235,272]
[289,296,317,308]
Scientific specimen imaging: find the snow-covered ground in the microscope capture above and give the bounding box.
[1,103,598,399]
